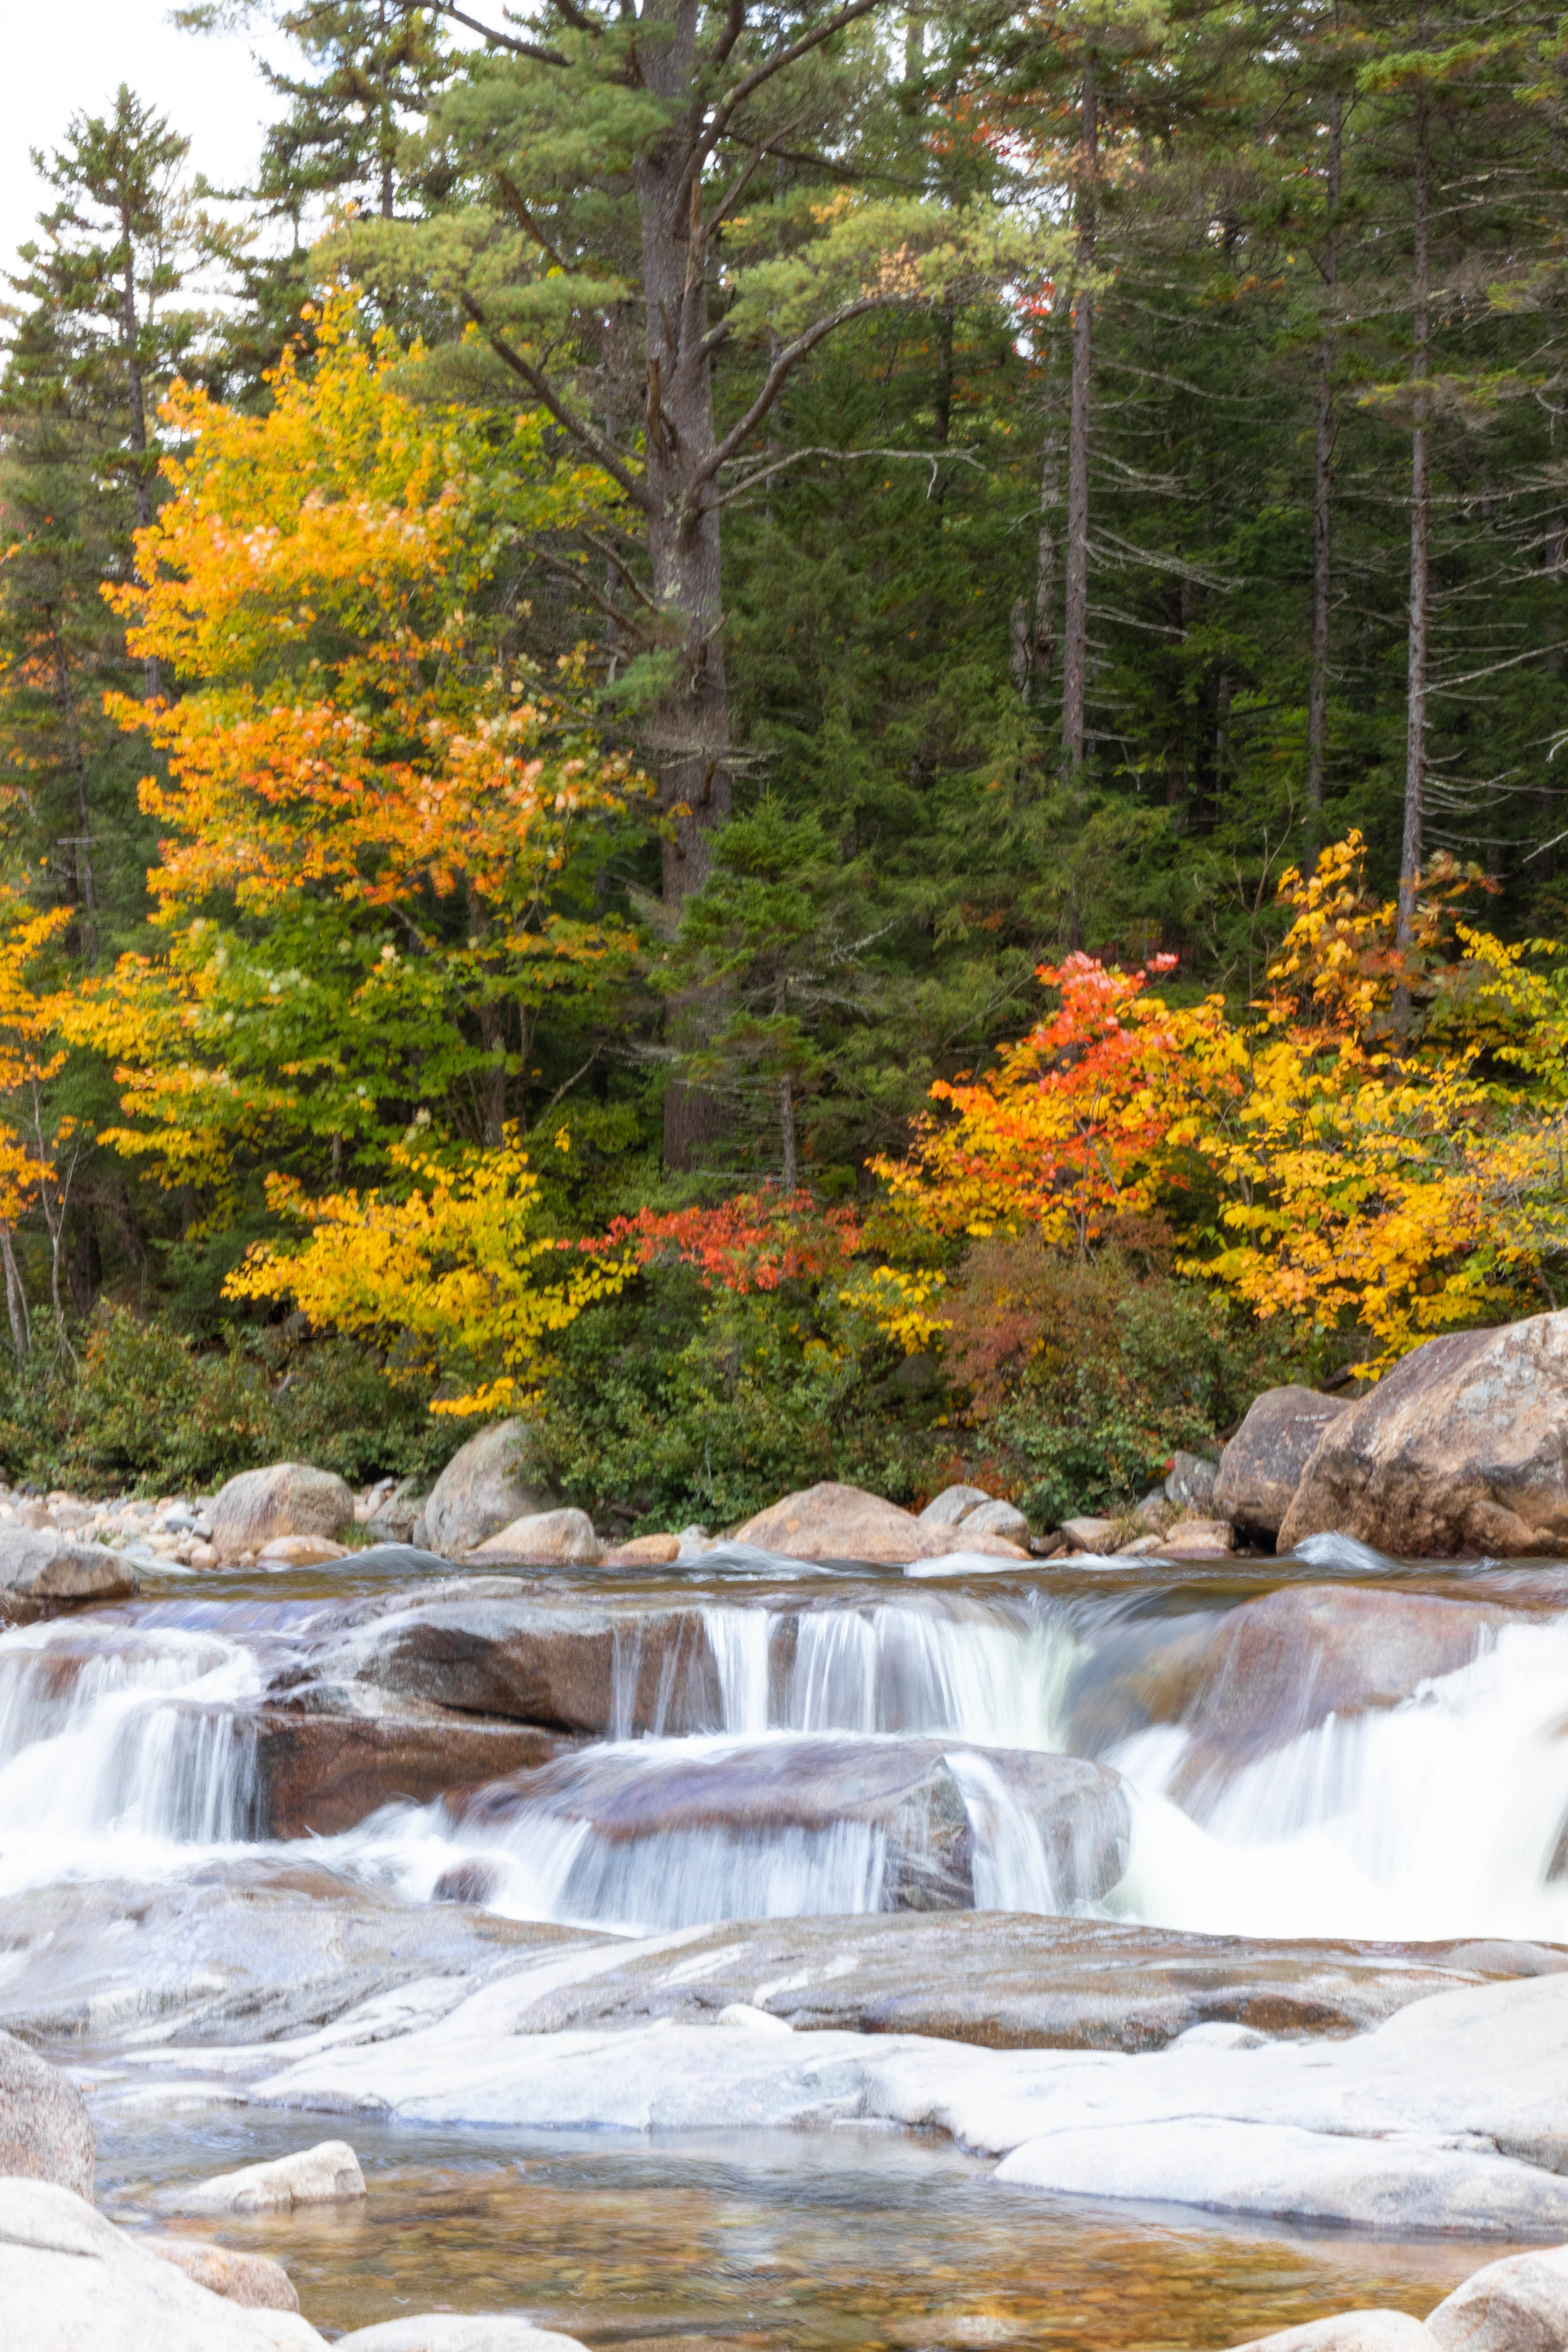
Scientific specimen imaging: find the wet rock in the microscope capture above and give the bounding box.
[605,1533,680,1566]
[211,1466,355,1565]
[1277,1313,1568,1558]
[1216,1387,1349,1536]
[0,1531,138,1623]
[0,2030,94,2198]
[423,1422,554,1559]
[146,2236,300,2311]
[336,2321,590,2351]
[733,1481,1025,1564]
[467,1508,605,1567]
[181,2138,365,2216]
[452,1737,1131,1914]
[920,1483,992,1527]
[258,1536,352,1569]
[1426,2242,1568,2350]
[1225,2317,1435,2350]
[433,1860,501,1905]
[0,2178,326,2349]
[1166,1452,1220,1513]
[246,1703,566,1836]
[1067,1584,1503,1777]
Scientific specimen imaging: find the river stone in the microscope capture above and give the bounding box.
[0,2178,326,2349]
[0,2031,94,2198]
[181,2140,365,2216]
[920,1485,992,1527]
[244,1703,565,1836]
[211,1466,355,1564]
[605,1533,680,1565]
[1059,1515,1122,1555]
[734,1481,1024,1563]
[1067,1583,1503,1779]
[0,1530,138,1623]
[1277,1313,1568,1557]
[258,1535,351,1568]
[1227,2319,1436,2350]
[423,1422,554,1559]
[1160,1517,1235,1557]
[451,1737,1131,1913]
[365,1478,426,1545]
[336,2321,590,2350]
[467,1508,605,1567]
[146,2236,300,2311]
[1426,2242,1568,2349]
[1166,1451,1221,1512]
[1216,1387,1350,1537]
[963,1496,1031,1545]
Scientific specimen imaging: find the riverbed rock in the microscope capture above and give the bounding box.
[181,2139,365,2217]
[467,1508,605,1567]
[1160,1517,1236,1557]
[364,1479,426,1545]
[211,1466,355,1564]
[1166,1451,1221,1513]
[963,1496,1032,1545]
[336,2321,591,2351]
[734,1482,1024,1564]
[0,1530,139,1623]
[1067,1583,1504,1779]
[1059,1515,1122,1555]
[423,1422,553,1559]
[258,1535,351,1569]
[1227,2319,1436,2351]
[1277,1313,1568,1558]
[146,2237,300,2311]
[451,1737,1131,1914]
[605,1533,680,1566]
[0,2178,326,2349]
[920,1483,992,1527]
[245,1703,566,1836]
[0,2032,94,2198]
[1426,2242,1568,2350]
[1216,1387,1350,1537]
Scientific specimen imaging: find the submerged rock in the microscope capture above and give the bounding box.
[180,2138,365,2216]
[145,2237,300,2312]
[0,2031,94,2199]
[1278,1312,1568,1557]
[0,2177,325,2348]
[1216,1388,1349,1537]
[421,1422,553,1559]
[1426,2242,1568,2350]
[467,1508,605,1567]
[211,1466,355,1564]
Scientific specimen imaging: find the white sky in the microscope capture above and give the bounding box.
[0,3,294,272]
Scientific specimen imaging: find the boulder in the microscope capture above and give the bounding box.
[1165,1451,1219,1512]
[1228,2320,1436,2351]
[452,1736,1131,1914]
[179,2139,365,2217]
[920,1484,992,1527]
[364,1479,426,1546]
[0,2032,94,2199]
[1276,1313,1568,1558]
[258,1536,351,1569]
[210,1466,354,1565]
[605,1533,680,1567]
[963,1496,1031,1545]
[1161,1517,1235,1557]
[0,1531,138,1624]
[1059,1515,1122,1555]
[245,1705,564,1836]
[1426,2242,1568,2350]
[1216,1387,1350,1536]
[0,2177,326,2349]
[467,1508,605,1567]
[734,1481,1024,1564]
[146,2237,299,2312]
[423,1422,553,1559]
[336,2322,590,2351]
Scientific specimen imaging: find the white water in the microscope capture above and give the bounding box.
[6,1574,1568,1942]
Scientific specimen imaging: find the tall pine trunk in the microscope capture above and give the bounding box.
[1061,59,1097,773]
[1012,312,1062,701]
[1305,77,1342,850]
[1397,77,1431,955]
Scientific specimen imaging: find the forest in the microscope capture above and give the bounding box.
[3,0,1568,1536]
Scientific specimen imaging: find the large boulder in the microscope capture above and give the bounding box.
[1215,1387,1350,1537]
[146,2238,299,2312]
[467,1508,605,1567]
[1227,2321,1436,2351]
[0,1531,137,1625]
[244,1704,564,1836]
[421,1422,553,1559]
[210,1466,354,1564]
[452,1736,1130,1914]
[0,2033,94,2199]
[734,1481,1024,1564]
[1426,2242,1568,2350]
[1277,1314,1568,1557]
[0,2176,325,2349]
[179,2140,364,2217]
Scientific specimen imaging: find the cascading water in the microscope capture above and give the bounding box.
[6,1557,1568,1944]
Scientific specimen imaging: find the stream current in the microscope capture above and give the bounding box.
[6,1535,1568,2343]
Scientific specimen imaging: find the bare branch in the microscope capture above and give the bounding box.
[428,1,569,66]
[710,442,980,509]
[494,172,569,273]
[694,295,898,488]
[701,0,886,164]
[458,290,652,510]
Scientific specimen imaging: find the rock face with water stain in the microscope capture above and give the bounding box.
[0,2030,94,2198]
[450,1736,1131,1914]
[1216,1387,1351,1538]
[1278,1313,1568,1558]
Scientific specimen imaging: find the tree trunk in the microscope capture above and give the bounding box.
[119,243,162,702]
[0,1226,29,1363]
[634,0,734,1170]
[1397,78,1431,956]
[1061,58,1097,774]
[1012,317,1062,702]
[48,615,98,966]
[1305,77,1342,852]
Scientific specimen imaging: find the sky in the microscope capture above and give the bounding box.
[0,3,292,272]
